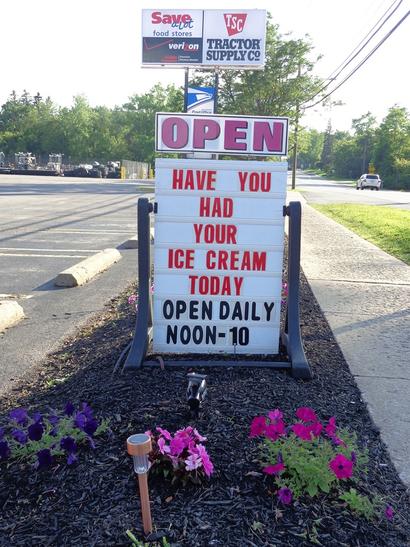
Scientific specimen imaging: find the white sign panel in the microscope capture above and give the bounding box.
[153,158,287,355]
[141,9,266,68]
[202,10,266,66]
[156,113,289,156]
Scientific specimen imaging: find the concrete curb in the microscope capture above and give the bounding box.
[0,301,25,332]
[122,227,155,249]
[54,248,122,287]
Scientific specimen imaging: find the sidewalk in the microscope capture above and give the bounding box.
[289,193,410,488]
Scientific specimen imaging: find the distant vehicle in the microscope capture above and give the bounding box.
[356,173,382,191]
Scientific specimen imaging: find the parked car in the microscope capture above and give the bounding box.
[356,173,382,190]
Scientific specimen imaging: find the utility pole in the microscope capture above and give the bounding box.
[291,63,301,190]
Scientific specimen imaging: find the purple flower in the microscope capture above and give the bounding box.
[67,452,78,465]
[385,505,394,520]
[48,415,59,426]
[60,436,77,453]
[185,454,202,471]
[36,449,53,469]
[249,416,266,437]
[156,427,172,440]
[195,444,214,477]
[32,412,43,423]
[74,412,87,429]
[9,408,28,425]
[296,407,318,422]
[0,440,10,459]
[329,454,353,479]
[28,422,44,442]
[277,487,293,505]
[351,451,357,465]
[83,418,98,436]
[64,402,75,416]
[80,402,94,419]
[12,429,28,444]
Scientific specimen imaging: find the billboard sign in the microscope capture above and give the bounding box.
[202,10,266,66]
[153,158,287,354]
[187,86,215,114]
[142,10,203,65]
[141,9,266,68]
[156,113,289,156]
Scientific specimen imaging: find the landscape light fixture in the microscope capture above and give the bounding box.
[126,433,153,535]
[186,372,207,418]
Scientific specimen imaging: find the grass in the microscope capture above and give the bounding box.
[312,204,410,265]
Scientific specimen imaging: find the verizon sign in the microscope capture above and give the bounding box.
[141,9,266,68]
[156,113,289,156]
[153,158,287,354]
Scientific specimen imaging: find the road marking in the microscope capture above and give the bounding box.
[0,253,88,258]
[50,229,132,234]
[0,247,101,252]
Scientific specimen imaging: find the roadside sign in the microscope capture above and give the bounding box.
[156,113,289,156]
[187,86,215,114]
[141,9,266,68]
[153,158,287,354]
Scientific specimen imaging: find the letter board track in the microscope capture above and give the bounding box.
[153,158,287,354]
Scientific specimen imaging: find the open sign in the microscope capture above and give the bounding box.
[156,113,289,156]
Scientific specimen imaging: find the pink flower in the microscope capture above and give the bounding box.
[157,437,170,455]
[296,407,318,422]
[307,421,323,437]
[170,436,185,456]
[174,427,194,448]
[128,294,137,305]
[196,444,214,477]
[385,505,394,520]
[265,420,286,441]
[263,462,285,475]
[325,417,337,437]
[250,416,266,437]
[193,428,207,442]
[277,487,292,505]
[292,423,313,441]
[268,409,283,422]
[185,454,202,471]
[156,427,172,440]
[329,454,353,479]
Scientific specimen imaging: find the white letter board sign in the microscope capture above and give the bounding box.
[153,158,287,355]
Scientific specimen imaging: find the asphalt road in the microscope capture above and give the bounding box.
[291,172,410,209]
[0,174,154,394]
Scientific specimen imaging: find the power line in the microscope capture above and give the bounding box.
[303,9,410,110]
[301,0,404,106]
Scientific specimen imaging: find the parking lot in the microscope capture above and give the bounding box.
[0,174,154,392]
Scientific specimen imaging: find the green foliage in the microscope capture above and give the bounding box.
[309,106,410,189]
[313,204,410,265]
[260,428,365,499]
[126,530,169,546]
[339,488,375,520]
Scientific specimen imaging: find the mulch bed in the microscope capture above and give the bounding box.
[1,271,409,547]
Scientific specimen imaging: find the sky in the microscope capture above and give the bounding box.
[0,0,409,132]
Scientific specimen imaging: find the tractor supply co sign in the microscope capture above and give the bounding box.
[141,9,266,68]
[156,113,289,156]
[153,158,288,354]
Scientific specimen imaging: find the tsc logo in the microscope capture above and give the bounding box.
[223,13,247,36]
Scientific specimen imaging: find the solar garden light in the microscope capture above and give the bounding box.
[126,433,153,535]
[186,372,207,418]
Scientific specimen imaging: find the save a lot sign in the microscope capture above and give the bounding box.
[153,114,289,355]
[141,9,266,67]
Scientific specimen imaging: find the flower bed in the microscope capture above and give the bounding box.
[0,276,409,546]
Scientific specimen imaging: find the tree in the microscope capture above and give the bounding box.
[352,112,376,174]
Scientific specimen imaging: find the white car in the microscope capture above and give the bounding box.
[356,174,382,190]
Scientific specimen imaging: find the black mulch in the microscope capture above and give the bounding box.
[0,274,409,547]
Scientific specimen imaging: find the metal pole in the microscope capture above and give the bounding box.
[214,69,219,114]
[184,68,189,113]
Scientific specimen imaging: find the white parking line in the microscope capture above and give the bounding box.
[0,247,101,252]
[50,229,132,234]
[0,253,88,258]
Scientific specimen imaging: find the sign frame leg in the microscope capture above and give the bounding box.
[123,198,153,369]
